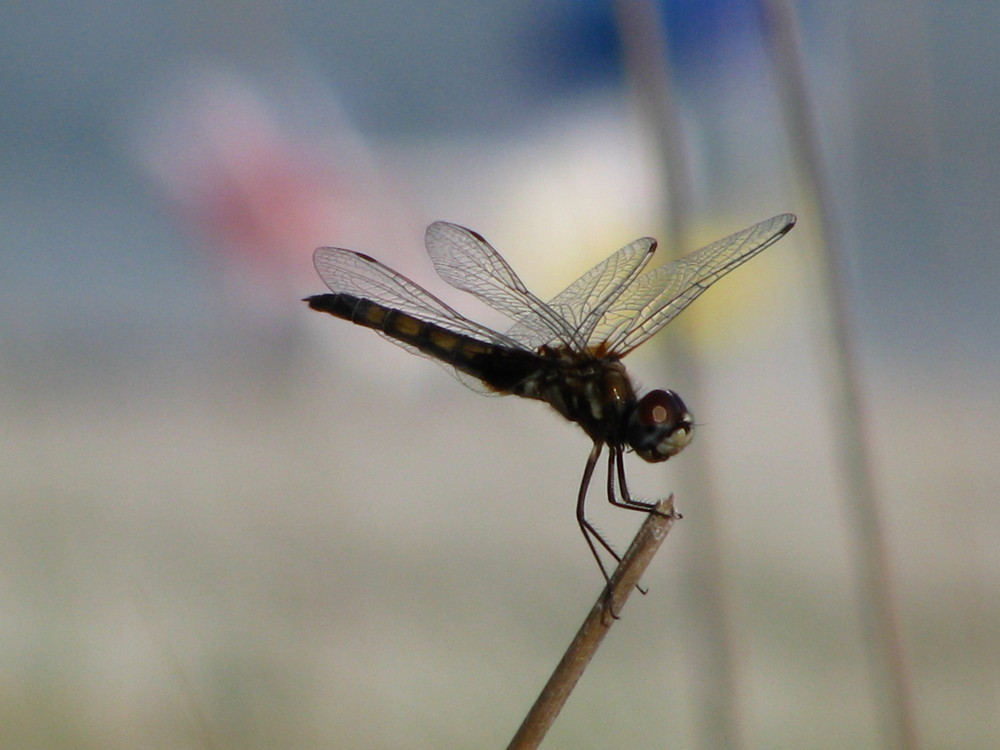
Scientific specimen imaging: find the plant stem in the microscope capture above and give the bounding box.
[506,496,679,750]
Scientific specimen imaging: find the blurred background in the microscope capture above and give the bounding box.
[2,1,998,748]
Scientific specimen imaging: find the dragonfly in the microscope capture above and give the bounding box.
[305,214,795,581]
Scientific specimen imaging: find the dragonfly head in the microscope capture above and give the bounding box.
[627,389,693,463]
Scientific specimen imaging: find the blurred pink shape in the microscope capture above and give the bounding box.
[139,71,408,308]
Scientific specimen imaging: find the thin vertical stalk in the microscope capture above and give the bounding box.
[759,1,920,748]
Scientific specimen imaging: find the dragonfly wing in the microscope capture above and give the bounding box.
[425,222,580,348]
[593,214,796,355]
[506,236,657,349]
[312,246,527,354]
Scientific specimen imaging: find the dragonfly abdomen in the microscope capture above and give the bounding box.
[305,293,542,393]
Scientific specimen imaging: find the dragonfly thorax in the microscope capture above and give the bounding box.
[514,348,691,461]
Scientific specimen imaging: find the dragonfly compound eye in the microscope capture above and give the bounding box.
[628,389,693,463]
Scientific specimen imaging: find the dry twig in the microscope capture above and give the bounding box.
[506,495,679,750]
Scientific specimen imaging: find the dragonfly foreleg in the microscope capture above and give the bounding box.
[604,446,657,512]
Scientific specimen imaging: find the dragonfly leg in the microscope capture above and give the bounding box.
[576,441,621,583]
[604,446,657,512]
[615,449,677,521]
[601,446,654,596]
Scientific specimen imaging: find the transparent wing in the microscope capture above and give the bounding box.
[505,236,657,349]
[312,246,525,351]
[594,214,797,356]
[425,222,582,348]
